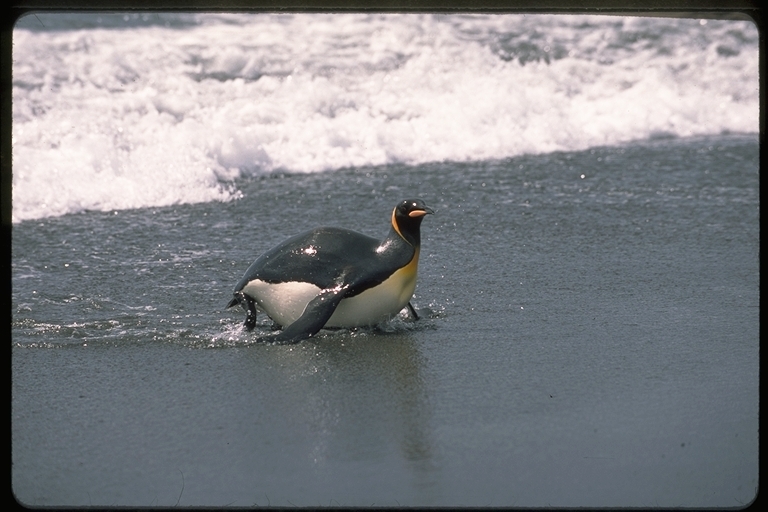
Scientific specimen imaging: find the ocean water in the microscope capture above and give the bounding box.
[11,12,759,508]
[12,12,758,222]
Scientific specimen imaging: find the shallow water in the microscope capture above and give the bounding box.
[12,134,759,507]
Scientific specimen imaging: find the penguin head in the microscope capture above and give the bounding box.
[391,198,434,246]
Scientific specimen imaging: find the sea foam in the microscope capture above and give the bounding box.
[12,13,758,222]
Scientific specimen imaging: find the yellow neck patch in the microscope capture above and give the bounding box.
[387,246,420,306]
[402,247,420,278]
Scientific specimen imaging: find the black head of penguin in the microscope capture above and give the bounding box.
[391,198,435,247]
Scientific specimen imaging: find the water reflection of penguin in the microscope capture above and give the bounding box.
[227,199,434,343]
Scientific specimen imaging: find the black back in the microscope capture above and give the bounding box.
[234,226,416,298]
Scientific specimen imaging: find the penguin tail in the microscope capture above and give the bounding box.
[226,296,240,309]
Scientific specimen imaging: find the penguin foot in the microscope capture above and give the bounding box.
[407,302,420,321]
[244,296,259,331]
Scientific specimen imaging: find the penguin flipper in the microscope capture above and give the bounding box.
[273,288,346,344]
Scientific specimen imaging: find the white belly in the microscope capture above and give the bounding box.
[241,262,418,329]
[241,279,321,327]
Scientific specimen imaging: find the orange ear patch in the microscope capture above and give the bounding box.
[391,208,403,238]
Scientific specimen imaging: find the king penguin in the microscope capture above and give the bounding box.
[226,198,434,344]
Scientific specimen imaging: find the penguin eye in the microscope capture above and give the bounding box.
[398,199,428,217]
